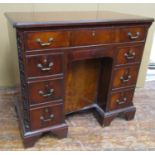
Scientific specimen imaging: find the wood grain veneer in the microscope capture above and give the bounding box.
[5,11,154,148]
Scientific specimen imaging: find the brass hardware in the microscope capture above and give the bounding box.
[92,31,96,36]
[37,62,54,71]
[40,114,54,122]
[120,75,131,83]
[128,32,140,40]
[116,97,127,105]
[38,88,54,97]
[124,50,136,60]
[120,69,131,83]
[36,37,54,46]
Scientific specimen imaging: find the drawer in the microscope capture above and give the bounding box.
[116,26,147,43]
[112,65,139,89]
[25,30,70,50]
[25,53,63,79]
[30,104,64,130]
[28,78,63,105]
[115,45,144,65]
[70,28,114,46]
[108,89,134,111]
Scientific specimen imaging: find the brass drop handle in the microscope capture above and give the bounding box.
[116,97,127,105]
[124,50,136,60]
[38,88,54,97]
[120,75,131,83]
[128,32,140,40]
[92,31,96,36]
[36,37,54,47]
[37,62,54,71]
[40,114,54,122]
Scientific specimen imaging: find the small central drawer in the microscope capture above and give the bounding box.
[28,78,63,105]
[108,89,134,111]
[25,53,63,79]
[70,28,114,46]
[112,65,139,89]
[30,103,64,130]
[25,30,70,50]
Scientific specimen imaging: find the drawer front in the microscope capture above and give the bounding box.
[71,28,114,46]
[25,53,63,79]
[28,78,63,105]
[116,26,147,43]
[30,104,64,130]
[25,30,70,50]
[112,65,139,89]
[108,89,134,111]
[115,45,144,65]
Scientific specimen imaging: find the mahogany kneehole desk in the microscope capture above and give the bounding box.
[5,11,154,148]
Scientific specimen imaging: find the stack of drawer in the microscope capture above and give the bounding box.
[14,23,150,148]
[20,25,148,131]
[22,31,67,131]
[6,11,153,148]
[108,39,145,111]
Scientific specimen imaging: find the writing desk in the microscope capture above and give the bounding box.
[5,11,153,147]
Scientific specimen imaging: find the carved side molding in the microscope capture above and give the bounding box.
[17,31,30,131]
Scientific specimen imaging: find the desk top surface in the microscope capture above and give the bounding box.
[5,11,154,28]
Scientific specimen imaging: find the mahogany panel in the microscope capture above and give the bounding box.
[108,88,134,111]
[67,46,114,62]
[97,58,113,109]
[112,65,139,89]
[30,103,64,130]
[25,53,63,79]
[115,26,147,43]
[115,45,144,66]
[25,30,70,50]
[70,28,114,46]
[28,78,63,105]
[65,59,101,113]
[5,11,153,148]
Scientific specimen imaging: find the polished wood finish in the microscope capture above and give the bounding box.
[5,11,153,28]
[25,30,70,50]
[112,65,139,89]
[28,78,63,105]
[70,28,114,46]
[30,103,64,130]
[108,88,134,111]
[115,45,144,65]
[5,11,153,148]
[65,59,101,113]
[115,26,147,42]
[25,53,64,79]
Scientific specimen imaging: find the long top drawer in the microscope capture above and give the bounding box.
[24,25,147,51]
